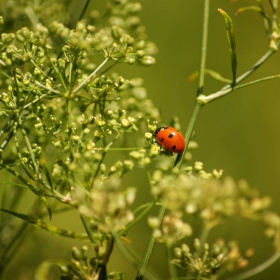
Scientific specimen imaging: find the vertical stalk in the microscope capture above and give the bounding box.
[167,245,177,278]
[135,206,166,280]
[136,1,210,279]
[197,0,210,96]
[177,102,202,169]
[80,215,96,245]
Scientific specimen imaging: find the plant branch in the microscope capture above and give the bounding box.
[72,56,111,94]
[119,201,155,234]
[200,42,280,104]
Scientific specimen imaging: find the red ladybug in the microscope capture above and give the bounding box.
[154,126,185,154]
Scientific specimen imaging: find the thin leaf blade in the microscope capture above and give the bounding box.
[0,208,90,241]
[218,8,237,87]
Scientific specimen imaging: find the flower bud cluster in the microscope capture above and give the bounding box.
[148,212,192,247]
[21,143,42,170]
[58,245,126,279]
[151,164,276,238]
[79,176,136,233]
[172,239,253,277]
[262,211,280,251]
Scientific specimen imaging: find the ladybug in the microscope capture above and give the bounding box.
[154,126,185,154]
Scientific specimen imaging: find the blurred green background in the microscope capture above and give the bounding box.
[2,0,280,279]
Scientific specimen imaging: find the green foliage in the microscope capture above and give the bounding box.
[1,1,280,280]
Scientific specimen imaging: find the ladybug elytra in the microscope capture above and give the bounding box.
[154,126,185,154]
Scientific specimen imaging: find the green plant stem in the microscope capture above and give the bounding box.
[201,43,280,104]
[80,215,96,245]
[34,81,61,94]
[168,245,177,279]
[91,131,120,188]
[135,205,166,280]
[197,0,210,96]
[198,226,210,256]
[17,114,41,180]
[48,54,68,92]
[234,74,280,89]
[0,162,41,196]
[72,57,110,94]
[177,102,203,169]
[24,6,38,27]
[136,1,209,278]
[225,252,280,280]
[77,0,92,22]
[119,201,155,234]
[23,93,48,109]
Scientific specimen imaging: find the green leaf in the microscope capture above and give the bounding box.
[188,69,232,84]
[41,163,53,193]
[218,8,237,87]
[205,69,232,83]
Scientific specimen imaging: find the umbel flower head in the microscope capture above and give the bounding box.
[151,166,272,230]
[172,239,254,277]
[79,176,136,233]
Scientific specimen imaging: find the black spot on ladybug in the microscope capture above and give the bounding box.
[160,137,164,142]
[168,132,175,138]
[172,145,176,150]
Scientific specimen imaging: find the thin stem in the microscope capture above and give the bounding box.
[168,245,177,279]
[24,6,39,28]
[177,102,202,169]
[23,93,48,109]
[0,115,15,138]
[135,206,166,280]
[198,227,210,256]
[29,59,49,79]
[0,130,14,155]
[80,215,96,245]
[77,0,92,22]
[119,201,155,234]
[225,252,280,280]
[236,49,279,85]
[17,114,41,180]
[234,74,280,89]
[72,57,110,94]
[197,0,210,96]
[201,43,280,104]
[47,53,68,92]
[0,163,41,196]
[91,131,120,188]
[115,237,159,280]
[34,81,61,94]
[13,123,35,181]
